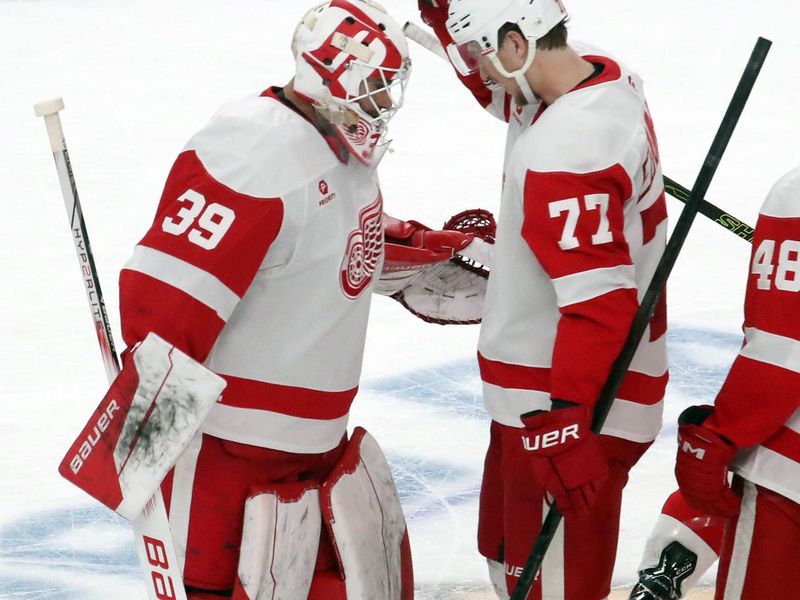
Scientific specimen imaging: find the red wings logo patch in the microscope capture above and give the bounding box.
[340,194,383,298]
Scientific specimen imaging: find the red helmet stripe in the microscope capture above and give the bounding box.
[329,0,403,70]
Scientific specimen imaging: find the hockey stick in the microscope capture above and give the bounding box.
[404,20,449,61]
[403,21,758,246]
[664,176,754,243]
[35,98,189,600]
[33,99,120,383]
[509,36,772,600]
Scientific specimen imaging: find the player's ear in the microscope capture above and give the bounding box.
[505,29,528,56]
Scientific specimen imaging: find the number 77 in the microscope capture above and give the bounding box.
[548,194,613,250]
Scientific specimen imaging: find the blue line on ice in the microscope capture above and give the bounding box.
[0,326,740,597]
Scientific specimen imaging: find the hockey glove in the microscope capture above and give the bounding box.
[520,404,609,517]
[675,405,740,518]
[376,210,494,325]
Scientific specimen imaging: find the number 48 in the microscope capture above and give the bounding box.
[752,238,800,291]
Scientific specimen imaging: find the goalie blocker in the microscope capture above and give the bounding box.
[59,332,226,520]
[233,428,413,600]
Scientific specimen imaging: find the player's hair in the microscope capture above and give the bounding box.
[498,18,569,50]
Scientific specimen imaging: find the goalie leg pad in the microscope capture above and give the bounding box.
[59,332,226,520]
[233,483,322,600]
[321,427,413,600]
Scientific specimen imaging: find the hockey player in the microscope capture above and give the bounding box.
[113,1,491,598]
[631,166,800,599]
[418,1,669,598]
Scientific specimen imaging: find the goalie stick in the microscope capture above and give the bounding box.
[35,98,189,600]
[403,21,758,246]
[510,37,772,600]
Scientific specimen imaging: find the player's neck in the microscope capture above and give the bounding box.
[282,80,319,123]
[531,47,596,105]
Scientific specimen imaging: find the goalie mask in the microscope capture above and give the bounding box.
[445,0,567,104]
[292,0,411,166]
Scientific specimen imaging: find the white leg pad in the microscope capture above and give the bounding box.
[638,514,719,595]
[235,483,321,600]
[322,427,409,599]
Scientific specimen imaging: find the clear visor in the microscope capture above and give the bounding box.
[446,40,487,76]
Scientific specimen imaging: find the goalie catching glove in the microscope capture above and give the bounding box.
[376,209,495,325]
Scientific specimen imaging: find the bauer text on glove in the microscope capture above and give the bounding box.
[520,404,609,517]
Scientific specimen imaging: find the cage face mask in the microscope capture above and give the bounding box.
[293,0,411,165]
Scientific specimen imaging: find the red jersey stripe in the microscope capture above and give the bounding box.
[120,269,225,364]
[478,352,667,406]
[219,373,357,420]
[762,426,800,464]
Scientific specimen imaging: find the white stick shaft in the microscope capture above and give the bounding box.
[34,99,120,383]
[35,98,188,600]
[403,21,449,62]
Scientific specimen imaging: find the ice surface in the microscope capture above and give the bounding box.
[3,0,799,598]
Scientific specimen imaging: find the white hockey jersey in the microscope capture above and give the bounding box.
[476,54,669,443]
[420,2,669,440]
[709,167,800,503]
[119,88,383,454]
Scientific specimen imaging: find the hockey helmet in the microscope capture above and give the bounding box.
[292,0,411,165]
[445,0,567,103]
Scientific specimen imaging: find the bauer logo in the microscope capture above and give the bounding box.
[505,563,524,578]
[522,424,580,451]
[70,399,121,474]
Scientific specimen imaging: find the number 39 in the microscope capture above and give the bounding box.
[752,238,800,292]
[161,190,235,250]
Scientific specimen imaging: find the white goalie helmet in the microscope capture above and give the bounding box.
[292,0,411,165]
[445,0,568,103]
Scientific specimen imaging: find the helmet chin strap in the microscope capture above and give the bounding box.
[490,41,538,105]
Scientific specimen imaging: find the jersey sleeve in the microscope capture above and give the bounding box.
[521,164,639,407]
[119,149,284,364]
[707,206,800,447]
[418,0,511,122]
